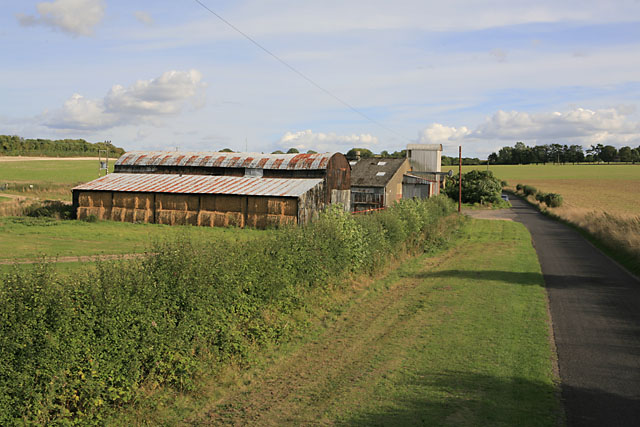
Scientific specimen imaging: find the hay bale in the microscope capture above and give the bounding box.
[197,210,215,227]
[156,194,199,211]
[79,191,112,208]
[157,210,197,226]
[156,210,173,225]
[214,195,244,212]
[246,213,267,229]
[247,197,268,214]
[113,192,153,209]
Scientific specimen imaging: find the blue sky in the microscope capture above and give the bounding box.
[2,0,640,158]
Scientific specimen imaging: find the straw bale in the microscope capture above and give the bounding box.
[157,209,197,226]
[79,191,112,208]
[211,195,244,212]
[109,207,126,222]
[226,211,244,228]
[266,214,296,228]
[156,194,199,211]
[246,213,267,229]
[197,211,215,227]
[247,197,269,214]
[77,206,110,220]
[113,192,153,210]
[265,197,298,216]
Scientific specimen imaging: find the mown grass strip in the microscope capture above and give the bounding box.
[127,219,560,426]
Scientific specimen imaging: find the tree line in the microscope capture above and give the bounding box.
[0,135,125,157]
[488,142,640,165]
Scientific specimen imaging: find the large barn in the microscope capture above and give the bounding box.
[113,151,350,206]
[72,151,350,228]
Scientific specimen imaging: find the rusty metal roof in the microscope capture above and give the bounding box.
[115,151,336,170]
[73,173,323,198]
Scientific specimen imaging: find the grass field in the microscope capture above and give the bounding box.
[0,216,263,261]
[0,159,112,200]
[114,219,560,425]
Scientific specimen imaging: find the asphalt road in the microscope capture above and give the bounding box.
[508,196,640,426]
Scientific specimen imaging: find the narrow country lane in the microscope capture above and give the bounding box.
[509,196,640,426]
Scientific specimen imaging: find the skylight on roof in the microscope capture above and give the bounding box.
[376,171,386,176]
[377,161,387,166]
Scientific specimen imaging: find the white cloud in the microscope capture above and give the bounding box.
[279,129,379,152]
[418,124,471,144]
[44,70,206,130]
[422,107,640,152]
[134,11,153,26]
[17,0,105,37]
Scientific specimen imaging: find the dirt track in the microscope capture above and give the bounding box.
[508,196,640,426]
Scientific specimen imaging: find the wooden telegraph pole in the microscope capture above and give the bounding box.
[458,146,462,213]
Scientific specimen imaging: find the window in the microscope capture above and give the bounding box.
[377,161,387,166]
[376,171,386,176]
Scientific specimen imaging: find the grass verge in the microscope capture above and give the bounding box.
[114,218,561,426]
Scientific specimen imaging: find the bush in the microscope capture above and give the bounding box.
[444,170,502,204]
[0,196,457,424]
[23,200,73,220]
[535,192,547,203]
[501,180,508,187]
[544,193,563,207]
[523,185,537,196]
[516,183,523,191]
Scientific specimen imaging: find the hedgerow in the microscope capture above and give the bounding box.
[0,196,457,424]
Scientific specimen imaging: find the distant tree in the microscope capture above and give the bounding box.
[345,147,374,159]
[618,146,633,162]
[286,147,299,154]
[600,145,617,163]
[389,149,406,158]
[306,149,317,154]
[631,147,640,164]
[487,152,498,164]
[587,144,604,162]
[380,150,390,157]
[271,150,284,154]
[219,148,234,152]
[567,145,585,164]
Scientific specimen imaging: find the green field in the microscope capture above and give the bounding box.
[0,159,113,200]
[0,216,262,261]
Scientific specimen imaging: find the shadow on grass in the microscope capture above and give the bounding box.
[411,269,544,287]
[341,370,562,426]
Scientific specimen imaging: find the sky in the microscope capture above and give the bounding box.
[2,0,640,158]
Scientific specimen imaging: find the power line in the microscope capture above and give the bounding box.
[193,0,411,142]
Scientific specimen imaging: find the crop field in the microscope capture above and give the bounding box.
[0,158,112,200]
[445,164,640,216]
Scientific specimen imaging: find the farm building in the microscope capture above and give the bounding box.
[402,173,440,199]
[72,173,325,228]
[113,151,351,207]
[406,144,442,172]
[350,158,411,211]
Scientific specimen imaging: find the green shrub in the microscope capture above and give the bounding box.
[501,180,508,187]
[535,192,547,203]
[444,170,502,204]
[523,185,537,196]
[516,183,523,191]
[23,200,73,219]
[544,193,564,207]
[0,196,457,424]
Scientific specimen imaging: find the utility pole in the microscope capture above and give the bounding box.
[458,146,462,213]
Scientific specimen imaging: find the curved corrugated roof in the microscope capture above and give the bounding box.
[115,151,337,170]
[73,173,323,198]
